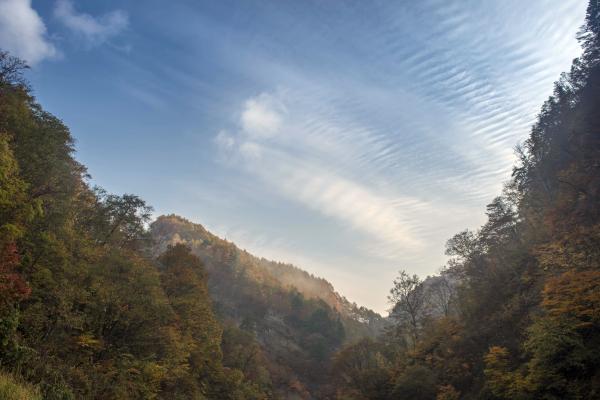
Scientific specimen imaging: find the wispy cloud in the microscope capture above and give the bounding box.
[241,93,287,139]
[54,0,128,46]
[214,130,236,150]
[215,91,431,257]
[209,1,586,301]
[0,0,57,65]
[121,84,166,110]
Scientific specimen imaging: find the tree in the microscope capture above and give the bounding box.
[426,275,455,317]
[95,189,153,249]
[221,325,272,393]
[332,338,393,400]
[0,51,28,87]
[389,270,428,347]
[0,133,31,306]
[392,365,437,400]
[522,271,600,399]
[579,0,600,66]
[445,230,478,263]
[158,244,223,396]
[436,384,460,400]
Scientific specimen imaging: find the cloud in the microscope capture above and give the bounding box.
[122,84,166,110]
[239,141,263,160]
[272,162,425,252]
[0,0,57,65]
[240,93,286,138]
[54,0,128,45]
[214,130,236,150]
[206,0,586,311]
[215,91,427,257]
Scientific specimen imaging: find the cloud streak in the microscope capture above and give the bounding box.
[54,0,128,45]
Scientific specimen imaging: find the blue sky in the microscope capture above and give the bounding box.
[0,0,587,313]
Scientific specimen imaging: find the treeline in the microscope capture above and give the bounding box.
[330,2,600,399]
[0,51,274,399]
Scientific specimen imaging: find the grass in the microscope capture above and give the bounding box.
[0,371,41,400]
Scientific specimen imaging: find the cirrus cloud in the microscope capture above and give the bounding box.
[54,0,128,46]
[215,91,427,257]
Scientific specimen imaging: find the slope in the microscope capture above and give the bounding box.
[151,214,388,398]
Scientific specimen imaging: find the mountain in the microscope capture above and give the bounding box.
[151,215,385,326]
[151,214,388,398]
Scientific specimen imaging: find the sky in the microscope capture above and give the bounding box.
[0,0,588,314]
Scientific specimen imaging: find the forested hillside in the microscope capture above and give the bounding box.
[151,215,386,335]
[151,215,387,398]
[331,3,600,399]
[0,50,284,399]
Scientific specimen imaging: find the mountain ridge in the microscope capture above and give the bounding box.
[150,214,388,335]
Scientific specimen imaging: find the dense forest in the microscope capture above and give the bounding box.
[0,0,599,399]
